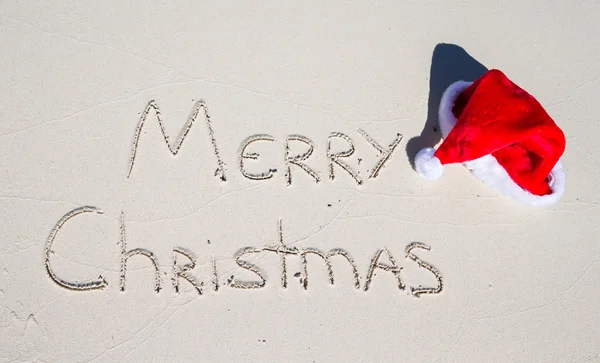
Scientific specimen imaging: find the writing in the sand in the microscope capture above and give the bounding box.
[126,100,403,185]
[43,99,443,298]
[44,207,444,298]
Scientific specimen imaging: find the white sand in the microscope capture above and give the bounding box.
[1,1,599,362]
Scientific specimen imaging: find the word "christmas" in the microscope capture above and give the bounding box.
[44,207,444,298]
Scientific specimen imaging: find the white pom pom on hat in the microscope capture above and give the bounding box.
[415,147,443,180]
[414,80,470,181]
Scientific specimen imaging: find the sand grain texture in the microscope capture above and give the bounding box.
[1,1,599,362]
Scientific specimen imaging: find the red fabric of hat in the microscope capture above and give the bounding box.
[415,69,567,206]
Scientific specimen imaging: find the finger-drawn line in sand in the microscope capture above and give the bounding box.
[405,242,444,297]
[44,206,108,291]
[44,208,443,298]
[357,129,403,179]
[231,247,267,289]
[172,247,203,295]
[300,247,361,290]
[364,247,405,291]
[119,211,162,292]
[262,219,299,288]
[285,135,321,185]
[126,100,227,180]
[211,254,220,291]
[327,132,362,184]
[239,134,278,180]
[237,131,404,185]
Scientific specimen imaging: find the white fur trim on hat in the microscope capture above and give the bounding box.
[438,80,472,138]
[465,156,566,207]
[415,147,443,180]
[416,80,566,206]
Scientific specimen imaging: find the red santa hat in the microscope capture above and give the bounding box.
[415,69,566,206]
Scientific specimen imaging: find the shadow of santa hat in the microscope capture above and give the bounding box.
[415,69,566,206]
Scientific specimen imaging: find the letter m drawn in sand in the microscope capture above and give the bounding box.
[126,100,227,180]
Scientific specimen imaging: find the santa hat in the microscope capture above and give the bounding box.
[415,69,566,207]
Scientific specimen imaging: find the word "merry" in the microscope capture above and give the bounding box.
[126,100,403,185]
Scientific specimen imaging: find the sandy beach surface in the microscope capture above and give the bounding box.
[1,1,599,362]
